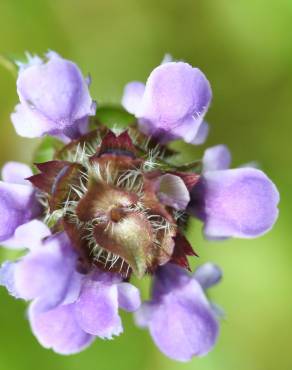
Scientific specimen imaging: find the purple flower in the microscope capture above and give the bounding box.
[0,51,280,361]
[135,263,222,362]
[0,162,41,247]
[122,62,212,144]
[0,231,141,354]
[188,145,280,239]
[11,52,96,140]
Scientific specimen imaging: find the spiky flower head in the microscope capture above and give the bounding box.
[29,126,198,279]
[0,52,279,361]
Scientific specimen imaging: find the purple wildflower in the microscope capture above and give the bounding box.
[122,62,212,144]
[0,52,280,361]
[11,52,96,140]
[135,263,222,362]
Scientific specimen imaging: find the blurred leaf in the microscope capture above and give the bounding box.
[94,105,135,129]
[33,137,63,164]
[169,160,202,173]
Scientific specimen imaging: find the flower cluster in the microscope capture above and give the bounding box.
[0,52,279,361]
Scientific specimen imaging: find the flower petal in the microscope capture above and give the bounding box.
[153,264,190,298]
[0,182,36,242]
[117,282,141,312]
[210,302,225,319]
[122,81,145,115]
[190,121,209,145]
[1,162,33,185]
[148,279,219,361]
[0,261,19,298]
[13,52,94,138]
[202,168,280,238]
[134,302,155,328]
[29,300,94,355]
[74,279,122,338]
[11,103,54,138]
[14,233,77,307]
[157,174,190,210]
[141,62,211,123]
[138,62,212,143]
[62,271,83,305]
[193,263,222,289]
[4,220,51,249]
[141,115,203,144]
[202,145,231,172]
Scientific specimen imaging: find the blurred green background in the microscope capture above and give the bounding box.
[0,0,291,369]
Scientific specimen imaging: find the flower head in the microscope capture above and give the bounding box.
[26,129,197,278]
[0,52,280,361]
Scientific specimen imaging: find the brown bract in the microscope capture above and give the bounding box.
[28,160,84,211]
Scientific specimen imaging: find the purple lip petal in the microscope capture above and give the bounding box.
[202,145,231,172]
[117,282,141,312]
[148,281,219,361]
[190,121,209,145]
[0,161,41,246]
[140,62,211,124]
[14,233,77,308]
[193,263,222,289]
[11,103,54,138]
[3,220,51,249]
[134,302,155,328]
[201,168,280,239]
[29,300,94,355]
[1,162,33,185]
[135,264,220,361]
[122,81,145,115]
[0,262,19,298]
[74,279,122,338]
[0,181,36,242]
